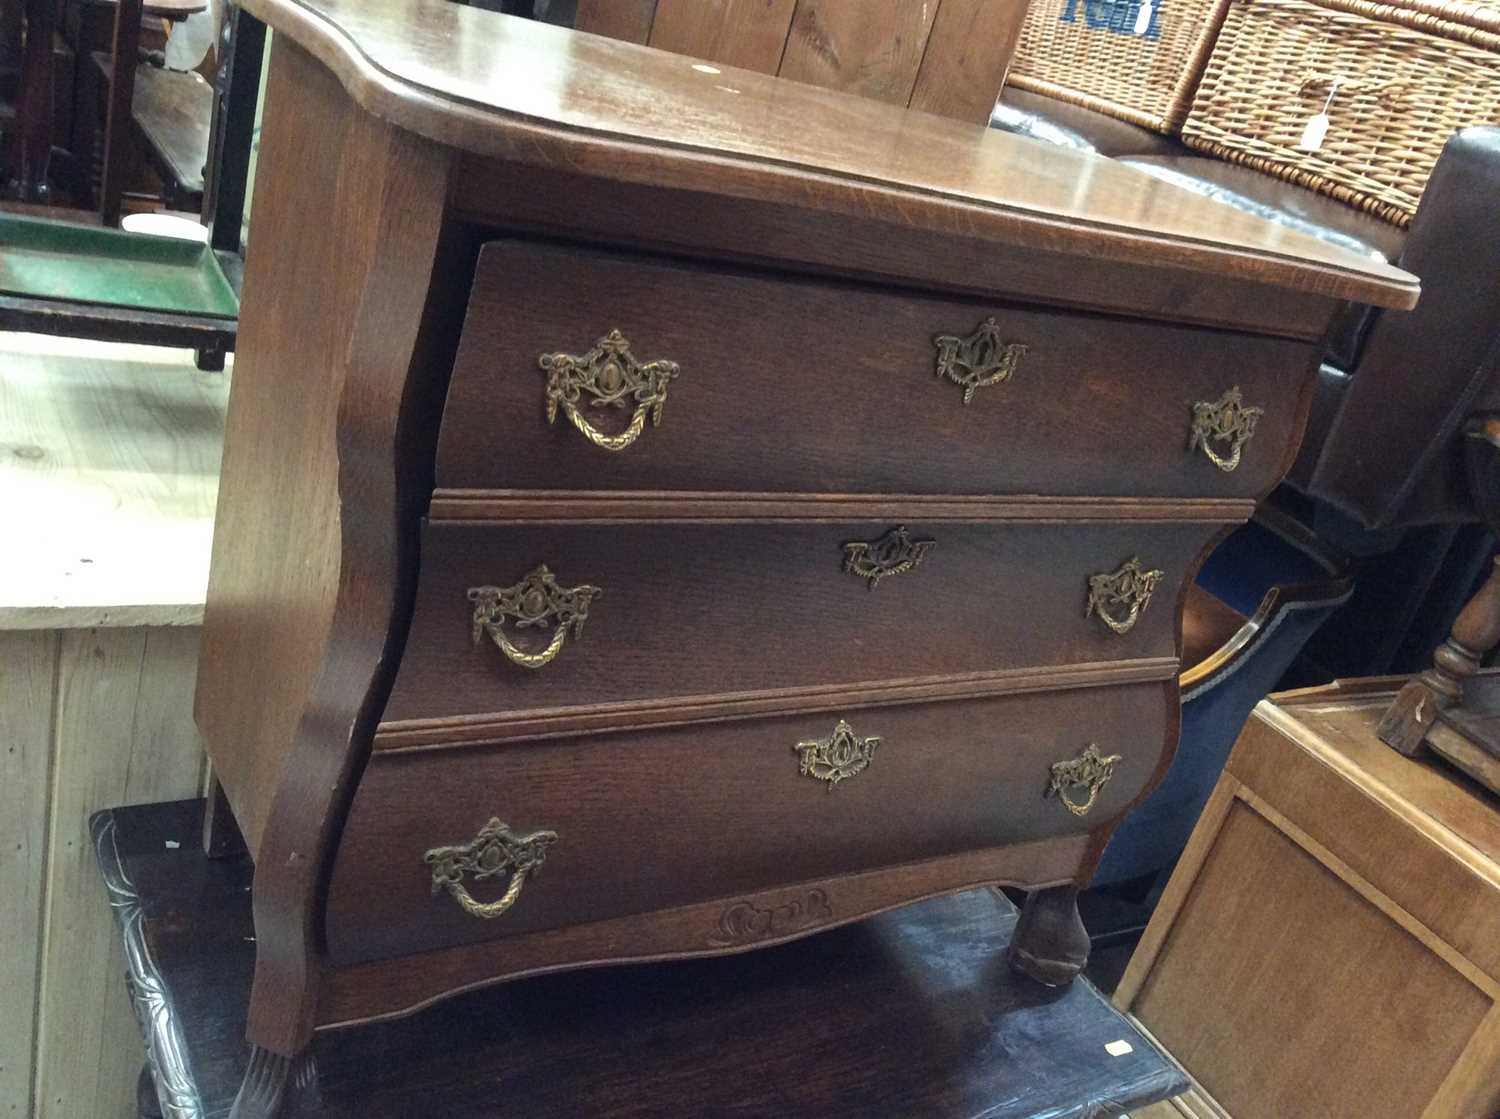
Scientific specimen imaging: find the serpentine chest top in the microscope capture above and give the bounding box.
[194,0,1418,1098]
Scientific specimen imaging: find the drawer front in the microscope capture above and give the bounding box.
[435,240,1312,499]
[378,518,1218,729]
[328,682,1171,964]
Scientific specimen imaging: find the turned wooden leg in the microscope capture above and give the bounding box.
[1007,884,1089,987]
[228,1046,318,1119]
[1379,555,1500,756]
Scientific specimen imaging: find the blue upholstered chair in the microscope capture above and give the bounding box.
[1091,512,1352,889]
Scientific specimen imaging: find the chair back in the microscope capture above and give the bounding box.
[572,0,1028,125]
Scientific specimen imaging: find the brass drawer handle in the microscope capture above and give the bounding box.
[1190,386,1264,472]
[425,818,558,920]
[538,329,681,452]
[468,565,602,670]
[843,526,935,588]
[1045,745,1123,817]
[1086,557,1164,635]
[933,317,1028,404]
[794,719,881,790]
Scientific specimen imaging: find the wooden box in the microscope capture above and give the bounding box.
[1115,677,1500,1119]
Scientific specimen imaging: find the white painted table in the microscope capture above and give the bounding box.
[0,332,227,1119]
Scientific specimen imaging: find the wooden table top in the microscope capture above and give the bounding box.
[243,0,1418,311]
[96,799,1186,1119]
[0,334,225,630]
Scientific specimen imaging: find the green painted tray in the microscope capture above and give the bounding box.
[0,214,238,319]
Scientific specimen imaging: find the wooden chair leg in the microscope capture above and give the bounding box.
[1379,554,1500,755]
[99,0,144,225]
[6,0,57,201]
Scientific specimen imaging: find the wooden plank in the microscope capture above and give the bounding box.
[1113,774,1241,1009]
[0,332,226,630]
[1425,1001,1500,1119]
[648,0,797,74]
[778,0,937,106]
[0,630,58,1119]
[572,0,658,42]
[32,627,205,1119]
[909,0,1027,123]
[1133,801,1489,1119]
[1238,787,1500,998]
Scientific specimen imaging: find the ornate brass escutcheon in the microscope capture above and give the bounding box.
[538,329,681,451]
[1086,557,1164,635]
[467,565,602,670]
[424,818,559,920]
[932,317,1029,404]
[794,719,881,790]
[842,525,935,589]
[1189,386,1264,472]
[1045,745,1124,817]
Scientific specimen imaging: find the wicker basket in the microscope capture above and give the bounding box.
[1182,0,1500,226]
[1008,0,1234,133]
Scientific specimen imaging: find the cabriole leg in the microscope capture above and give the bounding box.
[1008,884,1089,987]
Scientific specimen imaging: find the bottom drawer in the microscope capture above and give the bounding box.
[325,682,1173,965]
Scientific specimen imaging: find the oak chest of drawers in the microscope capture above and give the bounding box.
[192,1,1418,1112]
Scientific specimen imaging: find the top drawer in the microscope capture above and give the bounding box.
[435,240,1314,499]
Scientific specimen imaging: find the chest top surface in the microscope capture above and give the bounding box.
[245,0,1417,312]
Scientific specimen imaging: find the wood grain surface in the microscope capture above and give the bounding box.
[1136,801,1489,1119]
[448,159,1347,341]
[332,682,1167,964]
[572,0,658,42]
[648,0,797,73]
[778,0,937,105]
[0,631,56,1119]
[192,39,460,1055]
[437,240,1314,499]
[0,333,226,630]
[1117,680,1500,1119]
[319,835,1093,1029]
[909,0,1029,122]
[378,518,1211,728]
[28,628,205,1119]
[240,0,1418,310]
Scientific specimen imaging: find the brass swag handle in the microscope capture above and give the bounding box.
[1045,745,1123,817]
[1086,557,1164,636]
[794,719,881,790]
[425,818,558,920]
[933,317,1028,404]
[468,564,602,671]
[1189,386,1265,472]
[538,329,681,451]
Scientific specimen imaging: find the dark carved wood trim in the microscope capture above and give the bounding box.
[372,657,1182,751]
[315,833,1088,1030]
[427,491,1256,524]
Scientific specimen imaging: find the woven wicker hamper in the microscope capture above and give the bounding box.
[1008,0,1233,132]
[1181,0,1500,226]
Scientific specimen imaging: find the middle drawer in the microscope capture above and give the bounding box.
[377,518,1219,736]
